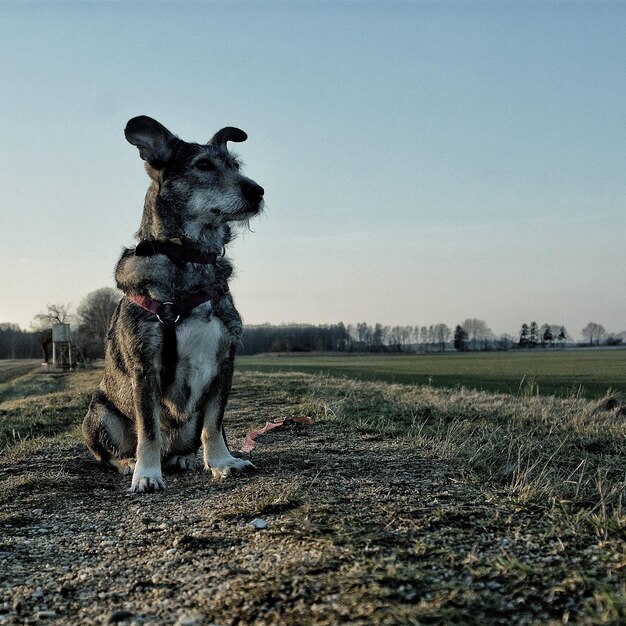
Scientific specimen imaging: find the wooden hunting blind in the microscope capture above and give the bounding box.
[52,323,73,369]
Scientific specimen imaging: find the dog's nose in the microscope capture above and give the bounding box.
[242,181,264,202]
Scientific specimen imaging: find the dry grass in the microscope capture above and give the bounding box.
[0,366,625,624]
[303,374,626,536]
[0,367,101,452]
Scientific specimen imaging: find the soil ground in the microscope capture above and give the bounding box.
[0,365,624,625]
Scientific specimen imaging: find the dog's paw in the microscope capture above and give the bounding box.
[165,454,196,473]
[109,458,135,476]
[129,475,165,494]
[209,457,256,480]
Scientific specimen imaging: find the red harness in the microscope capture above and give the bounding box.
[123,238,229,390]
[128,284,229,324]
[127,238,229,324]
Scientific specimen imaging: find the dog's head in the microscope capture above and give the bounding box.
[125,116,264,239]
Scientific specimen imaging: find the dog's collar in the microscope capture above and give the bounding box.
[127,284,229,324]
[135,237,222,266]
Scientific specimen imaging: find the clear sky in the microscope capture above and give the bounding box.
[1,0,624,340]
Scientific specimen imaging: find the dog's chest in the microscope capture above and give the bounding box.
[168,308,228,411]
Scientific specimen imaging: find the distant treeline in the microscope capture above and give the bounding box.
[238,320,490,355]
[240,323,351,354]
[0,324,42,359]
[240,320,625,355]
[1,314,624,361]
[0,324,41,359]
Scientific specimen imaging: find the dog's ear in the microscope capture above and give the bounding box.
[125,116,178,169]
[209,127,247,150]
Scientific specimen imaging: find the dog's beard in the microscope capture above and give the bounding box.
[220,201,263,224]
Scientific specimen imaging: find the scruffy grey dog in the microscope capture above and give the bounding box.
[82,116,264,493]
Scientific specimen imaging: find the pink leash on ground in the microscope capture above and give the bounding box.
[239,416,312,453]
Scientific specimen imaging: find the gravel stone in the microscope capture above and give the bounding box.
[108,609,134,623]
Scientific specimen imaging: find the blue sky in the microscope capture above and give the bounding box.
[1,0,624,339]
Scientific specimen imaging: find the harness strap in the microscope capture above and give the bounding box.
[126,284,229,391]
[127,284,229,324]
[161,323,178,391]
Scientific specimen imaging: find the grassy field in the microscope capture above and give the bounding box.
[0,360,41,386]
[0,361,625,624]
[237,349,626,399]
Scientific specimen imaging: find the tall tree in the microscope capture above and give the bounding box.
[454,325,467,351]
[462,318,493,351]
[335,322,348,351]
[581,322,606,347]
[541,323,553,348]
[356,322,368,349]
[372,323,384,352]
[498,334,514,351]
[434,323,451,352]
[518,323,530,348]
[528,321,539,348]
[400,326,412,351]
[420,326,429,350]
[388,326,402,352]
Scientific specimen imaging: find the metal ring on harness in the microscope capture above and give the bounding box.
[156,302,181,325]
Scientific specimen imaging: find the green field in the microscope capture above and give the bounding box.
[237,349,626,398]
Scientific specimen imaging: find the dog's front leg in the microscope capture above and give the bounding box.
[130,375,165,493]
[201,397,255,478]
[201,356,255,479]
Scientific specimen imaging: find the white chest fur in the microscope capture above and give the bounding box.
[178,311,225,383]
[165,305,228,419]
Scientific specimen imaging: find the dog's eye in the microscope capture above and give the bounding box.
[195,159,216,171]
[233,162,240,171]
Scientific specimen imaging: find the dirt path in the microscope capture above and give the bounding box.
[0,372,623,625]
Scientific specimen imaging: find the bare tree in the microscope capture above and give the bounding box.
[400,326,412,351]
[418,326,427,349]
[372,323,384,351]
[411,326,420,347]
[389,326,403,351]
[356,322,368,349]
[498,334,514,351]
[581,322,606,347]
[433,323,451,352]
[462,318,494,351]
[75,288,121,359]
[31,303,73,331]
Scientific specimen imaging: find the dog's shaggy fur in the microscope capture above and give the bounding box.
[82,116,264,493]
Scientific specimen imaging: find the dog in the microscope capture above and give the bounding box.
[82,115,264,493]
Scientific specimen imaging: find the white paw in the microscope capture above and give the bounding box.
[130,470,165,493]
[209,457,256,479]
[165,454,196,473]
